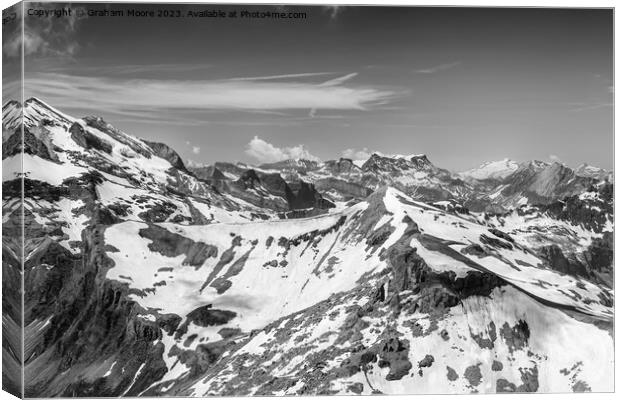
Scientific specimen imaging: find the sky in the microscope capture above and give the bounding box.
[2,3,614,170]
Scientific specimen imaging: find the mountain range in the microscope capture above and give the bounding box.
[1,98,614,397]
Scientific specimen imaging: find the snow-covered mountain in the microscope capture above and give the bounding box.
[574,163,613,181]
[460,158,520,181]
[191,153,609,214]
[2,98,614,397]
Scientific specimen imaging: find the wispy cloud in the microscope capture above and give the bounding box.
[192,146,201,154]
[26,72,398,120]
[229,72,335,81]
[570,103,612,112]
[245,136,320,163]
[414,61,461,74]
[319,72,358,87]
[48,63,213,76]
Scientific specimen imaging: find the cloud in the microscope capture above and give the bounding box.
[25,72,397,118]
[570,103,612,112]
[549,154,561,162]
[324,6,342,20]
[341,148,373,161]
[192,146,201,154]
[229,72,335,81]
[414,61,461,74]
[319,73,358,87]
[245,136,320,163]
[52,63,213,77]
[3,4,87,58]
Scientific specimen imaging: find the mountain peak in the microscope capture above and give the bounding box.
[258,158,320,172]
[25,96,51,106]
[1,96,75,130]
[408,154,432,169]
[522,159,550,169]
[1,97,50,111]
[359,152,436,174]
[460,158,519,181]
[574,163,613,180]
[2,99,21,110]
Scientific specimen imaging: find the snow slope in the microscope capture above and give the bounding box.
[460,158,519,181]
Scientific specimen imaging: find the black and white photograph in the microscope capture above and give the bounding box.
[1,1,615,397]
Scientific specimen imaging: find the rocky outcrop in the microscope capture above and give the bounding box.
[286,180,335,210]
[322,158,359,174]
[377,336,412,381]
[82,116,151,158]
[383,218,506,309]
[143,140,187,171]
[538,245,588,278]
[584,232,613,287]
[209,169,334,213]
[541,183,613,233]
[494,162,596,208]
[585,232,613,272]
[3,127,59,161]
[191,165,227,181]
[138,225,218,268]
[186,305,236,328]
[69,122,113,154]
[21,209,168,397]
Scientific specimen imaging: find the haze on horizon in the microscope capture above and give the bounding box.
[2,3,613,171]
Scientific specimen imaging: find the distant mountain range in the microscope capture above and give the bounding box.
[2,98,614,397]
[190,147,612,214]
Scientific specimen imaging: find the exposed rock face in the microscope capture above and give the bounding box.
[3,127,59,161]
[21,208,169,397]
[143,140,187,171]
[286,180,335,210]
[586,232,613,272]
[481,161,596,210]
[322,158,359,174]
[496,366,539,393]
[362,154,411,173]
[206,168,334,213]
[191,165,226,181]
[69,122,113,154]
[539,245,588,278]
[378,336,413,381]
[542,183,613,233]
[83,116,152,158]
[139,225,218,267]
[385,239,506,314]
